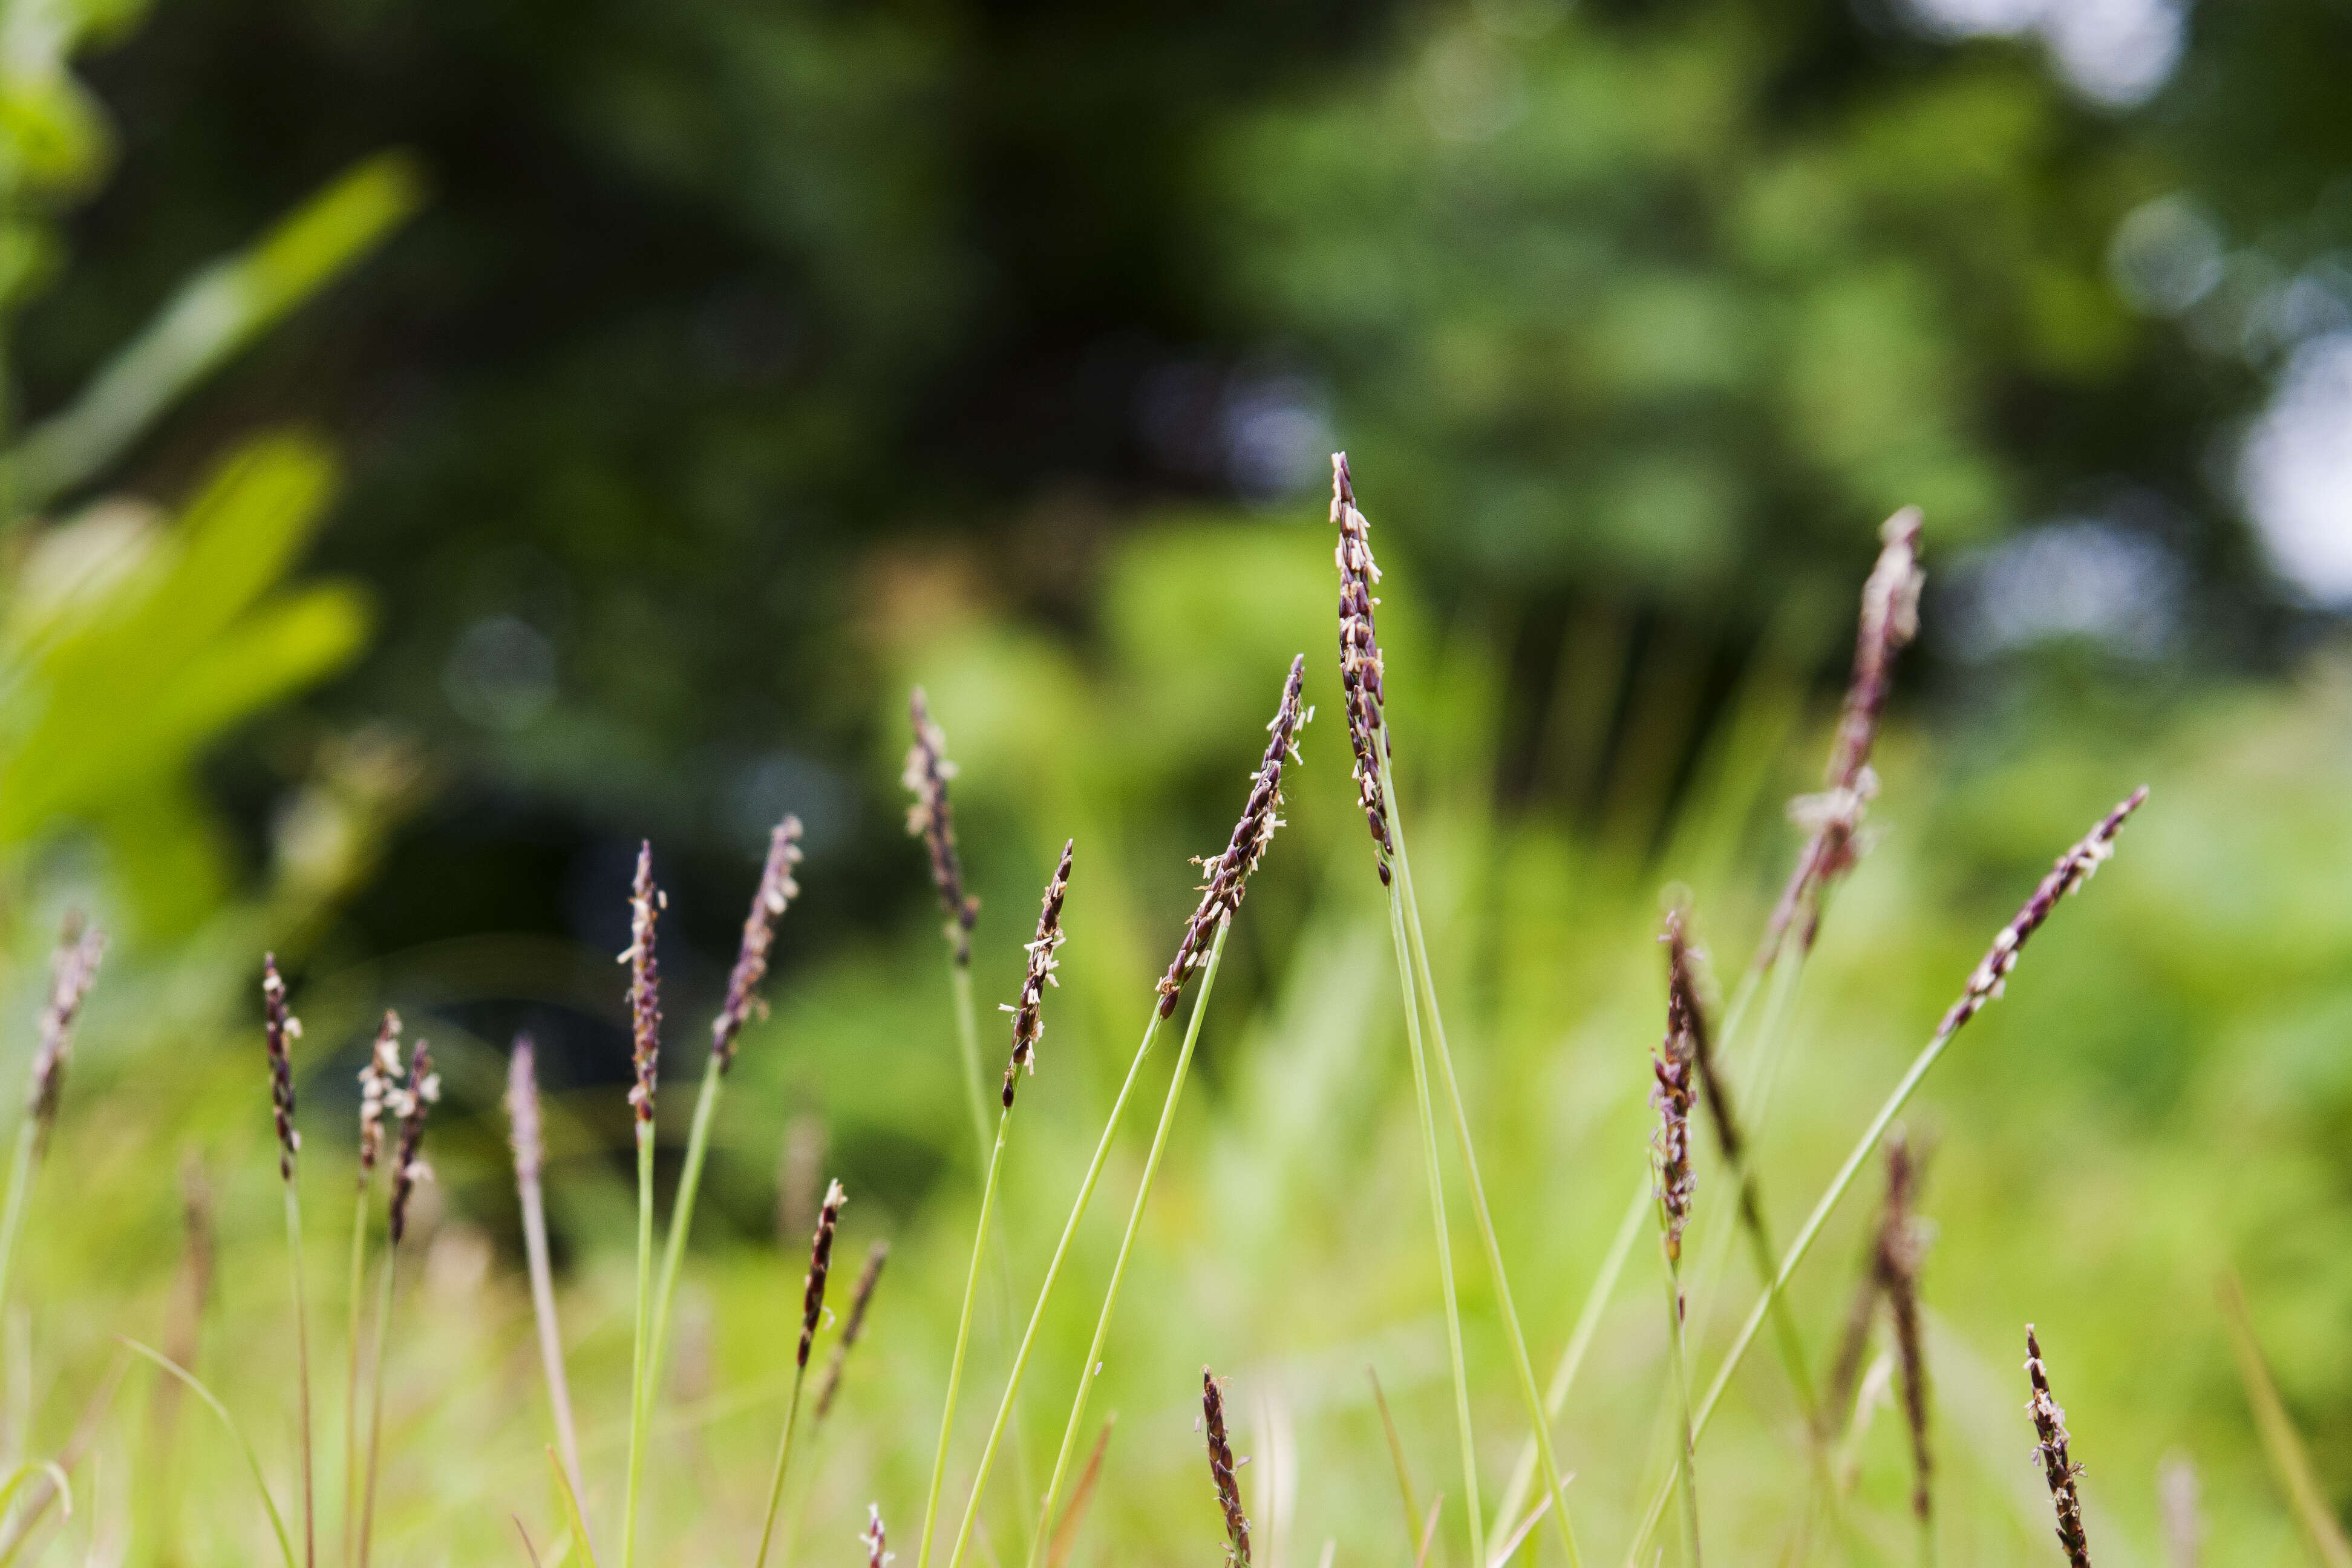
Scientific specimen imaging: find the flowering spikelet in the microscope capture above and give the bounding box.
[1651,919,1700,1266]
[622,841,664,1123]
[798,1179,845,1370]
[905,689,979,965]
[1936,787,2148,1044]
[1761,508,1926,966]
[860,1504,892,1568]
[1331,453,1392,884]
[2026,1326,2092,1568]
[1157,656,1309,1018]
[1002,839,1074,1108]
[1201,1367,1250,1568]
[714,817,804,1074]
[814,1240,889,1418]
[356,1011,405,1183]
[1877,1129,1934,1523]
[506,1033,543,1187]
[25,915,105,1145]
[261,955,304,1181]
[1662,909,1737,1161]
[387,1039,440,1246]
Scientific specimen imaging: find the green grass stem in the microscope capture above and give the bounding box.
[621,1125,654,1568]
[341,1186,368,1568]
[356,1247,397,1568]
[284,1181,317,1568]
[749,1368,809,1568]
[916,1102,1016,1568]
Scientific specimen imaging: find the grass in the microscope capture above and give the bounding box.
[0,459,2338,1568]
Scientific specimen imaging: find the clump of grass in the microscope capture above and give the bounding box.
[1201,1369,1250,1568]
[2025,1325,2092,1568]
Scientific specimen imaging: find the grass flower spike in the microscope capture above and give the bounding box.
[1880,1131,1933,1526]
[625,842,664,1123]
[1653,920,1701,1266]
[1002,838,1073,1106]
[907,688,980,964]
[1332,453,1391,884]
[756,1179,847,1568]
[622,840,664,1568]
[864,1505,892,1568]
[26,916,104,1146]
[714,817,804,1073]
[1201,1368,1250,1568]
[263,955,304,1180]
[385,1040,437,1246]
[2026,1326,2092,1568]
[815,1241,890,1419]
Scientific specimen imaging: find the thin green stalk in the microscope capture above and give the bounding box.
[645,1053,724,1417]
[621,1125,655,1568]
[916,1105,1016,1568]
[0,1125,35,1328]
[1384,744,1580,1568]
[356,1249,397,1568]
[750,1368,809,1568]
[1020,923,1232,1568]
[1384,872,1482,1568]
[284,1183,316,1568]
[1662,1260,1699,1568]
[949,962,992,1171]
[341,1187,368,1568]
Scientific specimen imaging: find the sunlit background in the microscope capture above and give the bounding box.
[1,0,2350,1563]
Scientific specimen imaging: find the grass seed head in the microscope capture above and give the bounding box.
[1002,838,1074,1108]
[1201,1367,1250,1568]
[799,1178,846,1370]
[1938,786,2148,1042]
[1158,655,1309,1018]
[261,954,303,1181]
[1662,907,1737,1162]
[505,1033,542,1187]
[357,1010,404,1183]
[387,1038,440,1245]
[1877,1128,1935,1523]
[905,688,980,965]
[1762,507,1926,965]
[623,841,664,1124]
[861,1504,892,1568]
[1651,915,1699,1265]
[1331,452,1393,884]
[714,816,804,1073]
[2026,1325,2092,1568]
[814,1239,889,1418]
[27,915,104,1146]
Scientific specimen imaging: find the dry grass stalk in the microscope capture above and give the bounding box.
[1760,508,1925,967]
[1158,655,1307,1017]
[624,842,664,1123]
[1877,1131,1933,1525]
[1201,1368,1250,1568]
[25,916,103,1148]
[906,688,980,964]
[1331,453,1391,884]
[814,1240,889,1419]
[714,817,805,1073]
[261,955,304,1180]
[1001,839,1073,1106]
[2025,1325,2092,1568]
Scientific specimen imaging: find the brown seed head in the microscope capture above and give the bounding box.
[814,1240,889,1419]
[798,1178,845,1369]
[622,841,664,1124]
[905,688,980,965]
[1651,920,1699,1266]
[861,1504,892,1568]
[1201,1367,1250,1568]
[1662,908,1738,1163]
[1157,656,1310,1018]
[25,915,104,1145]
[357,1010,405,1183]
[1761,508,1926,967]
[506,1033,543,1188]
[2025,1325,2092,1568]
[712,817,804,1074]
[1002,839,1074,1108]
[1876,1129,1935,1523]
[1331,453,1393,884]
[387,1039,440,1246]
[1937,787,2148,1044]
[261,955,304,1181]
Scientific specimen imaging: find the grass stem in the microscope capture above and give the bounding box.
[356,1249,397,1568]
[342,1187,368,1568]
[1021,920,1232,1568]
[949,962,993,1171]
[644,1053,724,1421]
[749,1367,809,1568]
[0,1125,35,1333]
[518,1138,589,1555]
[916,1105,1016,1568]
[1662,1261,1700,1568]
[284,1181,316,1568]
[1383,743,1580,1568]
[621,1124,655,1568]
